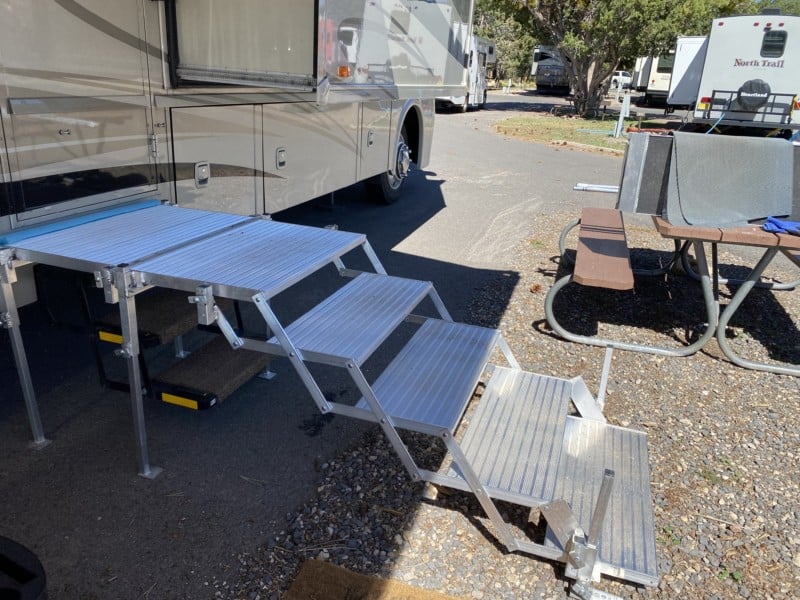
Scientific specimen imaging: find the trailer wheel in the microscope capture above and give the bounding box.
[367,126,410,204]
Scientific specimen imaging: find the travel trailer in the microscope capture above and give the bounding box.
[631,56,653,92]
[666,36,709,112]
[692,13,800,130]
[642,53,674,105]
[436,35,497,111]
[531,45,571,95]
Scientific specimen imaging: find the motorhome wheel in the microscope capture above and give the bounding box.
[736,79,771,111]
[367,127,410,204]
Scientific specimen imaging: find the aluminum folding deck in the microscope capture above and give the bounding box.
[1,202,658,598]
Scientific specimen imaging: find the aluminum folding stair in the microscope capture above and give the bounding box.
[3,204,657,598]
[266,273,659,598]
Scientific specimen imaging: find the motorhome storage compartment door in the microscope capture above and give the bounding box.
[7,108,157,221]
[171,0,315,89]
[171,106,262,216]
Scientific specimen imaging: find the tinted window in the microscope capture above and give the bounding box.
[761,30,787,58]
[656,54,674,73]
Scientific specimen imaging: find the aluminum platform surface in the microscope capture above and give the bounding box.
[11,205,250,269]
[9,205,366,301]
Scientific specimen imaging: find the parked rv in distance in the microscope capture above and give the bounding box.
[531,45,571,95]
[436,35,496,112]
[692,13,800,130]
[666,36,709,112]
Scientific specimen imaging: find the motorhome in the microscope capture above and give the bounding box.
[692,13,800,130]
[0,0,474,237]
[531,45,571,95]
[436,34,496,111]
[666,36,709,112]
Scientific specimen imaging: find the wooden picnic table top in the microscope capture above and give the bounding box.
[652,217,800,251]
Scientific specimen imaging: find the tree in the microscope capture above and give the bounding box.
[497,0,753,114]
[474,1,537,81]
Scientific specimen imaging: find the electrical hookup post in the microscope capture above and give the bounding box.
[614,94,632,137]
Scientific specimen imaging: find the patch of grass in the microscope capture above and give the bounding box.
[718,567,743,582]
[700,468,722,486]
[494,113,670,152]
[658,525,681,546]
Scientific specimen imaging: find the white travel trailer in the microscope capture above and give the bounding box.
[0,0,474,236]
[693,13,800,130]
[666,36,709,112]
[436,34,496,111]
[642,53,674,105]
[631,56,652,92]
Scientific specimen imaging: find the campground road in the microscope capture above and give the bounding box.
[0,90,625,599]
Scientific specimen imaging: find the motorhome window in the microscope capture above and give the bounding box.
[165,0,315,89]
[656,54,674,73]
[761,30,787,58]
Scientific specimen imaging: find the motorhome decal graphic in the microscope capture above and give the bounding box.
[55,0,162,59]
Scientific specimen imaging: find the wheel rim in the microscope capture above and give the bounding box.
[389,133,411,190]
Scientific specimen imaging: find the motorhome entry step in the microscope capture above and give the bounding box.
[95,287,232,347]
[152,336,270,410]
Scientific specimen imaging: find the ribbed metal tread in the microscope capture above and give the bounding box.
[267,273,432,366]
[448,366,573,505]
[546,416,658,586]
[347,319,500,433]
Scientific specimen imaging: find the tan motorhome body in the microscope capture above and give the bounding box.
[0,0,474,234]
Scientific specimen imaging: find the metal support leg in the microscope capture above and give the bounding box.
[0,254,50,449]
[715,247,800,376]
[545,239,718,357]
[115,268,161,479]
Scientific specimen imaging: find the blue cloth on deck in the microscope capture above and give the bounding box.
[763,216,800,235]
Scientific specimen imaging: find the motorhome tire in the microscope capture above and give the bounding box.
[367,126,410,204]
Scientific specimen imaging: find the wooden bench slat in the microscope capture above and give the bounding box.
[573,207,634,291]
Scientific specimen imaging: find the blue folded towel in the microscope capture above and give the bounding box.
[763,216,800,235]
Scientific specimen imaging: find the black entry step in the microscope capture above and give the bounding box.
[152,336,270,410]
[95,287,231,347]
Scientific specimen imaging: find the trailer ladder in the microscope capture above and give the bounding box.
[1,202,658,597]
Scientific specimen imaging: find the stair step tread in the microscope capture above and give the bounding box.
[96,287,232,346]
[269,273,432,365]
[348,319,500,433]
[448,366,573,504]
[153,336,270,408]
[546,416,658,586]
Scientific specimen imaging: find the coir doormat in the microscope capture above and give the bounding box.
[283,559,467,600]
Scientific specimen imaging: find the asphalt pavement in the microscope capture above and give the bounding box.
[0,90,627,599]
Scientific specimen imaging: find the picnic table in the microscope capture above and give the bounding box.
[654,217,800,376]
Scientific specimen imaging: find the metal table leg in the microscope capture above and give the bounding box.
[715,247,800,376]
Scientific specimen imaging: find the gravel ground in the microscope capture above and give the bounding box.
[213,213,800,599]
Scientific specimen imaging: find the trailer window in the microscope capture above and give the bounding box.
[656,54,674,73]
[761,30,787,58]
